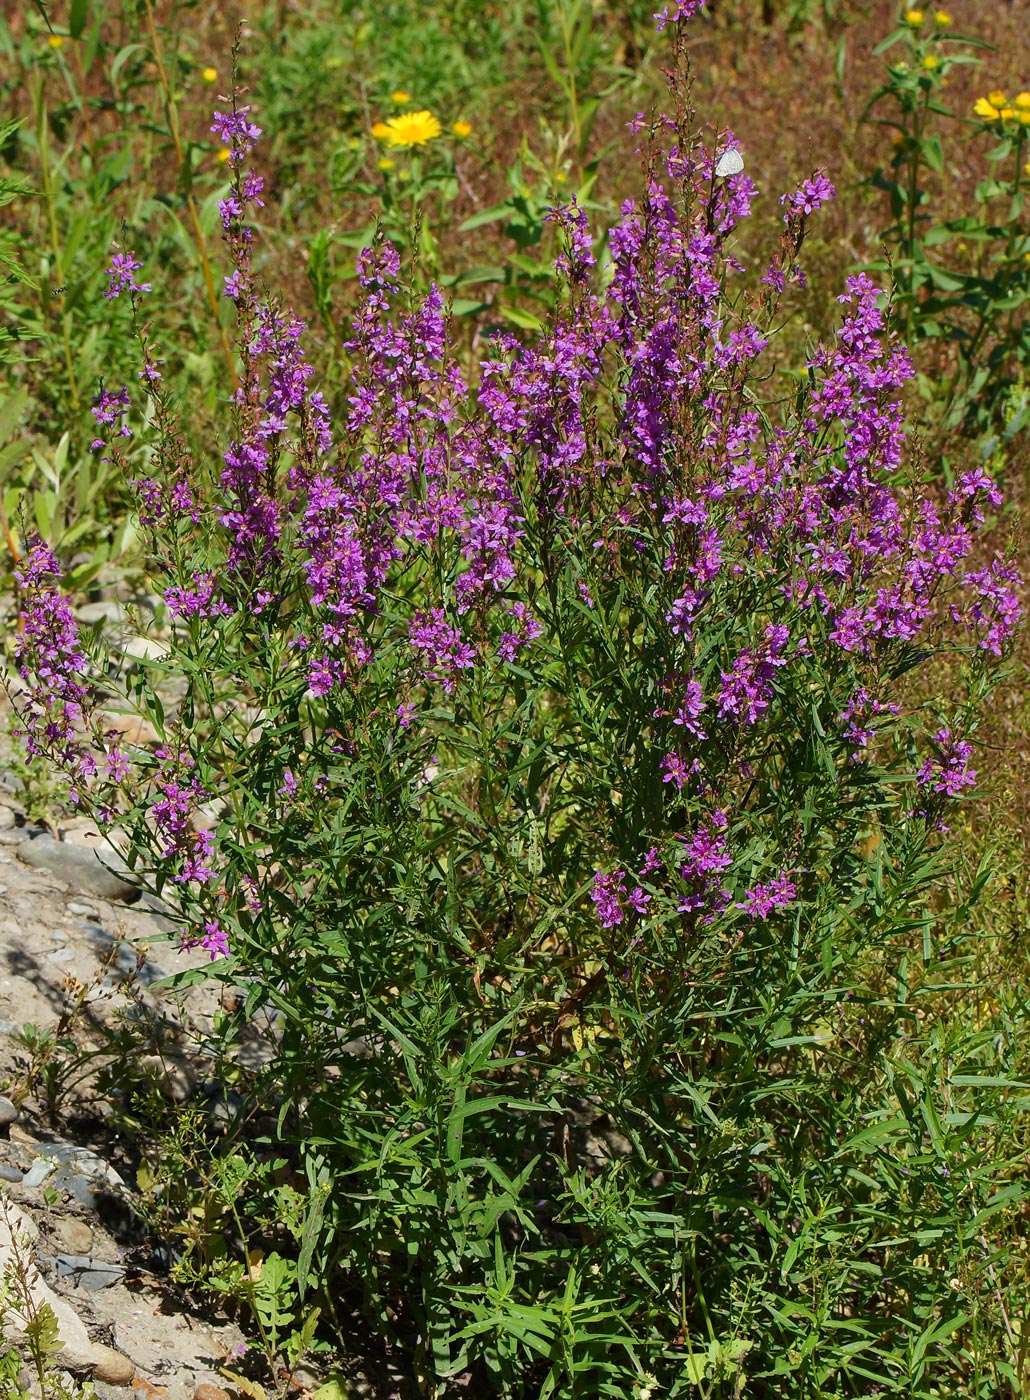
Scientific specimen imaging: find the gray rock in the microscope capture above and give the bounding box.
[0,1200,98,1372]
[84,926,166,985]
[46,1253,126,1290]
[16,834,138,903]
[140,1054,197,1104]
[0,1097,17,1126]
[67,901,99,918]
[119,635,169,666]
[0,1166,23,1183]
[46,946,76,966]
[0,806,15,831]
[203,1085,244,1124]
[77,601,126,626]
[26,1144,126,1211]
[21,1158,55,1189]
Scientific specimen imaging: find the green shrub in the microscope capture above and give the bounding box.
[8,9,1029,1398]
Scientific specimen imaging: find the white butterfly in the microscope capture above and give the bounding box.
[714,147,744,178]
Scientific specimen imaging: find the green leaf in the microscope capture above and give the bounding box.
[69,0,88,39]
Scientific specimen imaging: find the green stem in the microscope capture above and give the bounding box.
[559,0,583,181]
[140,0,238,390]
[33,75,80,413]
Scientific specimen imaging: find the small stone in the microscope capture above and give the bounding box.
[90,1345,135,1386]
[48,1253,126,1290]
[0,1097,17,1126]
[67,901,100,918]
[194,1385,231,1400]
[120,636,169,666]
[22,1158,56,1189]
[59,1217,94,1253]
[46,946,76,966]
[140,1055,197,1104]
[0,806,15,831]
[0,1166,23,1183]
[17,834,138,904]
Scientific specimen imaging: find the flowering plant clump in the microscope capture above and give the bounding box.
[864,7,1030,431]
[9,15,1024,1395]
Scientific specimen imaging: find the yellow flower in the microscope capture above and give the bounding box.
[47,32,63,48]
[904,8,924,25]
[934,9,951,24]
[974,97,1002,120]
[988,89,1007,107]
[202,66,218,83]
[452,119,472,138]
[380,109,442,148]
[377,157,395,170]
[555,171,567,184]
[1025,161,1030,176]
[922,54,939,69]
[371,121,392,140]
[1015,92,1030,109]
[390,90,411,104]
[1000,107,1016,120]
[1021,112,1030,127]
[216,146,231,162]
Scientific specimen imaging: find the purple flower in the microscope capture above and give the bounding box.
[496,603,543,664]
[677,811,732,915]
[737,873,797,920]
[781,173,836,219]
[13,542,92,771]
[654,0,705,29]
[408,610,477,692]
[917,729,976,798]
[718,625,789,726]
[591,870,626,928]
[103,251,151,300]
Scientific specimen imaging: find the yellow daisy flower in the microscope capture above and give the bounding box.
[988,89,1007,107]
[904,8,924,25]
[202,66,218,83]
[216,146,231,162]
[371,121,392,140]
[452,120,472,138]
[934,9,951,24]
[390,90,411,104]
[922,54,939,69]
[377,157,395,170]
[1000,107,1016,120]
[47,33,63,48]
[974,97,1002,120]
[381,110,442,148]
[1020,112,1030,126]
[1015,92,1030,109]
